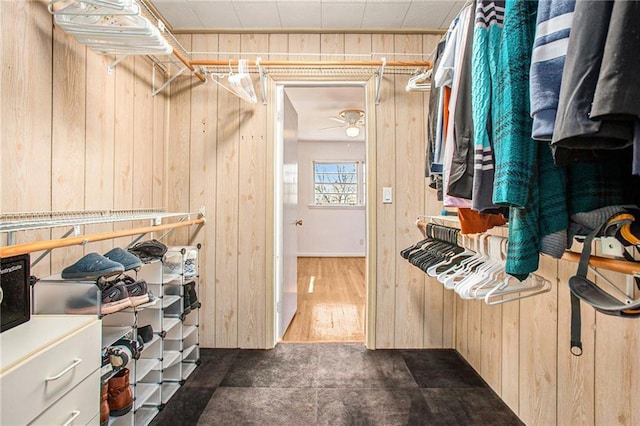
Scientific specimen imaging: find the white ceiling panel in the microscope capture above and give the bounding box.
[402,1,457,29]
[362,2,411,29]
[321,2,366,29]
[188,1,241,29]
[152,0,203,29]
[232,2,282,29]
[277,2,322,28]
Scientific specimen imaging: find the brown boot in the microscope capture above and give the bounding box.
[100,382,109,426]
[108,368,133,416]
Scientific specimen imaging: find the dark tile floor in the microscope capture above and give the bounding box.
[150,344,523,426]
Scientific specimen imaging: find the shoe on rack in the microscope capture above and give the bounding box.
[101,351,114,381]
[100,382,109,426]
[61,253,124,280]
[104,247,142,272]
[106,344,131,371]
[137,324,154,344]
[184,250,197,277]
[185,281,201,310]
[165,284,191,315]
[108,368,133,417]
[128,239,167,263]
[65,282,131,315]
[116,275,150,307]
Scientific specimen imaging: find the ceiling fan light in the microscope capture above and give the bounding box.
[346,126,360,138]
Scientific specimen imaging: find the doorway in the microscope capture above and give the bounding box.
[267,78,378,348]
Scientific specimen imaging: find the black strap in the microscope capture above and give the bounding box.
[570,218,601,357]
[569,212,632,356]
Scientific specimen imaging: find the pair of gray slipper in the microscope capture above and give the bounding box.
[61,248,143,280]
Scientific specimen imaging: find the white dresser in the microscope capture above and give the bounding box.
[0,315,101,425]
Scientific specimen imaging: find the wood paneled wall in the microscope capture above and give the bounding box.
[168,32,447,349]
[5,3,640,424]
[1,1,167,276]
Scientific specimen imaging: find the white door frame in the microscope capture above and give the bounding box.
[265,75,378,349]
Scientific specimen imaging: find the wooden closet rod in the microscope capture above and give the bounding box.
[173,50,206,82]
[0,218,205,258]
[415,219,640,276]
[561,251,640,276]
[190,59,432,68]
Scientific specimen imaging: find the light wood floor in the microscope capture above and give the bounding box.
[282,257,366,343]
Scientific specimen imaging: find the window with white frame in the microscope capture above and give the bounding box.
[313,161,366,206]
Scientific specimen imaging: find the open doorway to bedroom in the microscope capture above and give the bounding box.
[274,82,368,344]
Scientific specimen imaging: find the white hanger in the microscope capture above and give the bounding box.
[227,59,257,104]
[455,236,504,299]
[440,234,490,290]
[483,273,552,305]
[406,69,432,92]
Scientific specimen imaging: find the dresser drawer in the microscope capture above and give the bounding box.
[30,369,100,426]
[0,319,100,425]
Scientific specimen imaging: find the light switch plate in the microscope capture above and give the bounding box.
[382,187,392,204]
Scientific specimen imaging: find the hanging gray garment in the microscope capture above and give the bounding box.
[426,40,446,177]
[447,3,475,200]
[551,0,633,165]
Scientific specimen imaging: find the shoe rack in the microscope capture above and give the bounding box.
[136,245,201,411]
[31,246,201,426]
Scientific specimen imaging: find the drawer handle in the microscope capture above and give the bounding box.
[62,410,81,426]
[45,358,82,381]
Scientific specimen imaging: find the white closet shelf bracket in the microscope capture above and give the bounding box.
[257,57,267,105]
[375,57,386,105]
[153,66,186,97]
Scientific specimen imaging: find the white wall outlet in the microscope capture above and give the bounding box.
[382,187,393,204]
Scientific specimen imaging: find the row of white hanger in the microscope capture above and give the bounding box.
[208,60,258,104]
[422,233,551,305]
[49,0,172,56]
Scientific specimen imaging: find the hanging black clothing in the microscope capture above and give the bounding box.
[551,0,635,165]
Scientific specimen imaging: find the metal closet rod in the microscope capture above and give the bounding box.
[0,218,205,258]
[190,59,432,68]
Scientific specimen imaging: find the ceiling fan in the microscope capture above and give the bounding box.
[320,109,365,138]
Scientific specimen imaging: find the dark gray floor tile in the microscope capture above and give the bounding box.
[400,349,486,388]
[197,387,317,426]
[314,344,418,389]
[220,343,318,387]
[151,349,239,426]
[421,388,524,426]
[317,388,436,426]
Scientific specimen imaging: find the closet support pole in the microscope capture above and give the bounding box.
[189,59,432,68]
[173,49,206,83]
[561,251,640,277]
[0,218,206,258]
[30,227,76,269]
